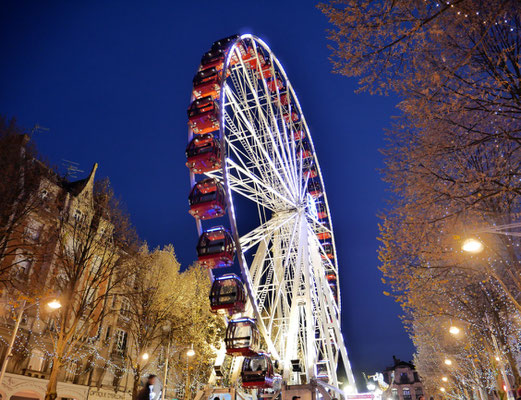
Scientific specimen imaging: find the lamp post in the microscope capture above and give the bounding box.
[184,345,195,400]
[160,323,172,400]
[0,298,61,387]
[448,322,513,400]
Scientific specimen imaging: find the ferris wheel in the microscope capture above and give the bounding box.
[185,34,355,392]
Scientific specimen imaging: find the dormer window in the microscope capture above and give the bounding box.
[40,189,49,200]
[72,209,85,225]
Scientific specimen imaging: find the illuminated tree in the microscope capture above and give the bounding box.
[319,0,521,392]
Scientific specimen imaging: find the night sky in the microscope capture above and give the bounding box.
[0,0,415,384]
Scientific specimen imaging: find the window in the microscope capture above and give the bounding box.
[72,209,85,225]
[415,387,424,399]
[13,253,33,277]
[401,372,410,383]
[403,388,412,400]
[28,349,44,371]
[24,220,42,241]
[391,388,398,400]
[413,372,420,382]
[104,326,112,342]
[120,299,131,318]
[40,189,49,200]
[115,329,127,351]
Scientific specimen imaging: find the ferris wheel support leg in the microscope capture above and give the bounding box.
[283,216,308,382]
[302,219,317,381]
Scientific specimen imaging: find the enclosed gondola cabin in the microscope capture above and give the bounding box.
[316,202,328,220]
[187,96,220,134]
[193,67,222,99]
[188,178,226,220]
[307,182,322,199]
[321,243,334,260]
[241,353,276,389]
[225,318,261,356]
[209,273,247,314]
[185,134,221,174]
[197,226,235,269]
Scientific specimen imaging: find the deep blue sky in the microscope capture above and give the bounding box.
[0,0,414,382]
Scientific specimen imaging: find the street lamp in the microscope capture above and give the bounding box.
[0,297,61,386]
[461,238,484,253]
[343,384,355,394]
[440,387,446,393]
[444,359,452,366]
[449,326,460,335]
[160,322,172,400]
[185,345,195,400]
[442,377,448,382]
[141,352,150,361]
[47,299,62,310]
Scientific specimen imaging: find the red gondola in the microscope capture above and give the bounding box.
[242,46,265,70]
[188,96,220,134]
[316,202,327,219]
[321,244,334,260]
[185,134,221,174]
[200,49,227,71]
[209,273,247,314]
[260,59,273,79]
[298,141,312,159]
[225,318,261,356]
[326,272,337,282]
[211,34,240,51]
[307,182,322,199]
[267,72,284,92]
[283,110,299,123]
[200,46,240,71]
[292,129,305,141]
[317,223,331,240]
[193,67,221,99]
[188,178,226,220]
[304,166,318,179]
[241,353,276,388]
[197,226,235,269]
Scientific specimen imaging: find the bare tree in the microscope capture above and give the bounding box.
[0,117,54,288]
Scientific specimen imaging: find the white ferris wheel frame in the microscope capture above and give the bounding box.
[188,34,355,390]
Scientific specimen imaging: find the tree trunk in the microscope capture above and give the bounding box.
[45,357,61,400]
[132,367,141,400]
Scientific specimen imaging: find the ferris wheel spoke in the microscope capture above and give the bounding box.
[239,213,297,253]
[226,158,296,210]
[227,61,300,196]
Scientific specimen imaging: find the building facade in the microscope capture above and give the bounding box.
[0,134,165,400]
[381,357,427,400]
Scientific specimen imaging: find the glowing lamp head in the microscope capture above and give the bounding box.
[444,359,452,366]
[366,383,376,391]
[442,377,448,382]
[343,385,354,394]
[47,300,62,310]
[449,326,460,335]
[495,356,500,362]
[142,352,149,360]
[187,345,195,357]
[440,387,446,392]
[462,238,484,253]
